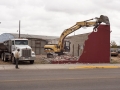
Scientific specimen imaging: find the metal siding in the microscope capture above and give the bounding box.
[28,40,31,46]
[40,40,47,54]
[48,39,58,44]
[79,25,110,63]
[30,39,47,55]
[35,40,41,55]
[67,33,89,56]
[41,47,46,54]
[35,40,40,44]
[35,48,40,55]
[31,40,35,47]
[40,40,47,47]
[35,40,47,55]
[36,44,40,48]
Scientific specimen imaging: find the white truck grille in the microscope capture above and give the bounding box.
[22,49,31,57]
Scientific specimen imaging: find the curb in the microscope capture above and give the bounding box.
[69,66,120,69]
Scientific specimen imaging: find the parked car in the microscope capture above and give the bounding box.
[118,49,120,53]
[111,49,118,56]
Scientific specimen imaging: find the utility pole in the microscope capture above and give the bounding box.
[19,20,20,38]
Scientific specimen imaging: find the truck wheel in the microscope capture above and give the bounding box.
[11,55,16,64]
[3,55,7,62]
[1,53,4,61]
[30,60,34,64]
[1,53,8,62]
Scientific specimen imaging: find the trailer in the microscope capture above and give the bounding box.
[0,38,36,64]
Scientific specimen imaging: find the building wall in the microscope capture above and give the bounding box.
[51,25,110,64]
[48,39,59,44]
[66,33,90,56]
[79,25,110,63]
[0,33,56,55]
[66,25,110,63]
[28,38,47,55]
[48,33,90,56]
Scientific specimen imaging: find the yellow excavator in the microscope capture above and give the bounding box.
[44,15,110,57]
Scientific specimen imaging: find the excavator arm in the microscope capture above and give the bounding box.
[57,15,110,52]
[57,22,96,53]
[44,15,110,57]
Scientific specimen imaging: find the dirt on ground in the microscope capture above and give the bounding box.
[0,54,120,65]
[0,55,49,65]
[111,54,120,63]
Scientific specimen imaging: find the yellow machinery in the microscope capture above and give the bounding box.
[44,15,110,57]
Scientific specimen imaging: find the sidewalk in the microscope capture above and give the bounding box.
[0,64,120,70]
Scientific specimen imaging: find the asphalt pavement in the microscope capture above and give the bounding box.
[1,69,120,90]
[0,63,120,70]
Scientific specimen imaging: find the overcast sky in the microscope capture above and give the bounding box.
[0,0,120,44]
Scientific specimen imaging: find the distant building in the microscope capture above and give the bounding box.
[0,33,91,56]
[0,33,58,55]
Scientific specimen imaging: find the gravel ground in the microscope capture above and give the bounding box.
[0,55,50,65]
[0,54,120,65]
[111,54,120,63]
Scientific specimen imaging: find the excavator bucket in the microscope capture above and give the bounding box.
[93,15,110,29]
[99,15,110,25]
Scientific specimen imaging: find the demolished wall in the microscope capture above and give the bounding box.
[79,25,110,63]
[51,25,110,63]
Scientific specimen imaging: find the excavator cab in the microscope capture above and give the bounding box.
[64,41,70,52]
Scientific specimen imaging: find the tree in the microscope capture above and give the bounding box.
[110,41,117,48]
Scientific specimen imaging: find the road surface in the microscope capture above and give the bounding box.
[0,69,120,90]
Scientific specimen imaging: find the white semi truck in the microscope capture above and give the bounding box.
[0,38,36,64]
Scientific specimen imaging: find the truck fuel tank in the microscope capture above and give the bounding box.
[0,43,8,50]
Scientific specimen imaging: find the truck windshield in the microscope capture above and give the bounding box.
[15,40,28,45]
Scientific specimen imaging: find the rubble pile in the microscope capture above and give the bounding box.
[52,55,79,61]
[35,55,51,64]
[36,54,79,64]
[46,55,78,62]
